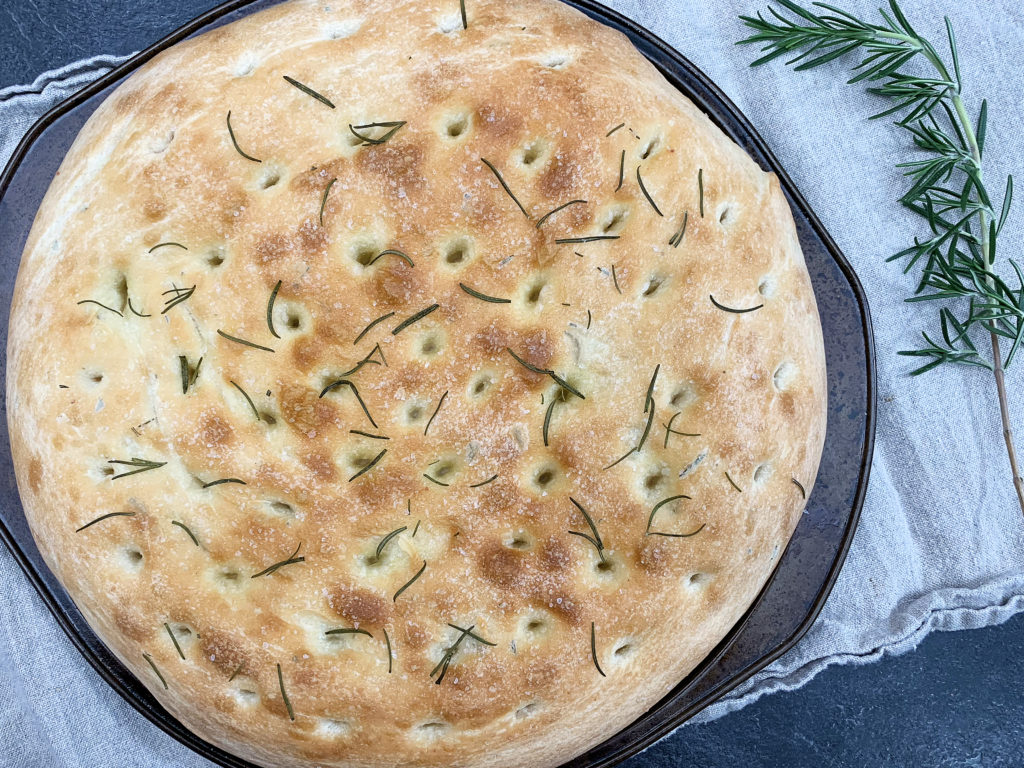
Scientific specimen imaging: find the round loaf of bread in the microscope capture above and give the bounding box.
[7,0,827,765]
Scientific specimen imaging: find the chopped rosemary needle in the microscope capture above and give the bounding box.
[350,449,387,482]
[171,520,200,547]
[535,199,587,229]
[422,473,449,487]
[431,623,495,685]
[217,329,275,352]
[792,477,807,499]
[383,627,393,673]
[350,429,389,440]
[375,526,408,560]
[202,478,247,488]
[324,627,373,638]
[76,299,122,317]
[277,663,294,721]
[424,391,448,435]
[392,304,439,335]
[663,411,700,448]
[505,347,585,399]
[164,622,186,660]
[459,283,511,303]
[148,242,187,253]
[554,235,619,245]
[616,149,625,191]
[459,0,467,29]
[266,280,282,339]
[709,295,764,314]
[226,111,261,163]
[669,211,689,248]
[606,122,626,137]
[354,311,396,345]
[611,264,622,294]
[725,470,744,493]
[319,178,336,226]
[367,249,414,268]
[349,121,406,145]
[142,653,168,690]
[320,379,377,427]
[75,511,135,532]
[161,285,195,315]
[645,494,693,533]
[698,167,705,218]
[567,497,605,560]
[481,157,530,219]
[469,473,498,488]
[252,543,305,578]
[108,458,166,480]
[393,560,427,601]
[230,380,260,421]
[283,75,336,109]
[590,622,606,677]
[636,165,664,216]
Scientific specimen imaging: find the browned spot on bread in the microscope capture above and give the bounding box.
[142,198,166,222]
[356,141,426,193]
[115,605,153,642]
[472,321,554,365]
[27,456,42,495]
[540,536,572,571]
[278,383,322,434]
[327,584,390,626]
[414,60,465,103]
[478,543,529,589]
[301,451,337,483]
[200,412,234,447]
[200,627,251,675]
[290,336,323,373]
[475,102,523,141]
[254,233,291,265]
[297,217,327,253]
[538,152,582,198]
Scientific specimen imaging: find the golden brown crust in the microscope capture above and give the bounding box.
[7,1,826,766]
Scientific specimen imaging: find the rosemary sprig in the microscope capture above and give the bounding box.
[202,478,246,488]
[266,280,282,339]
[142,653,168,689]
[739,0,1021,513]
[149,242,187,253]
[283,75,336,109]
[252,543,305,578]
[567,497,605,561]
[76,299,122,317]
[481,157,530,219]
[590,622,606,677]
[75,511,135,532]
[108,458,166,480]
[161,285,195,314]
[392,304,439,335]
[536,199,587,229]
[230,380,260,421]
[217,329,275,352]
[709,294,764,314]
[424,391,448,435]
[669,211,689,248]
[460,283,511,303]
[354,311,396,344]
[319,379,377,427]
[226,111,261,163]
[430,623,494,685]
[319,178,336,226]
[171,520,200,547]
[276,663,294,721]
[393,560,427,601]
[505,347,585,399]
[349,121,406,145]
[164,622,186,660]
[636,166,664,216]
[349,449,387,481]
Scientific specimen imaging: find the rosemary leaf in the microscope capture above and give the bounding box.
[590,622,606,677]
[171,520,200,547]
[217,329,275,352]
[460,283,511,303]
[319,178,336,226]
[148,242,187,253]
[349,121,406,145]
[230,380,260,421]
[283,75,336,109]
[164,622,186,660]
[349,449,387,481]
[535,199,587,229]
[75,511,135,532]
[392,304,439,335]
[142,653,168,690]
[709,295,764,314]
[226,111,261,163]
[76,299,122,317]
[424,391,448,435]
[469,473,498,488]
[393,560,427,601]
[277,663,294,721]
[202,478,247,488]
[108,458,166,480]
[266,280,282,339]
[161,285,195,315]
[636,165,664,216]
[725,470,744,493]
[354,311,396,345]
[481,157,530,219]
[252,543,304,578]
[606,122,625,137]
[792,477,807,499]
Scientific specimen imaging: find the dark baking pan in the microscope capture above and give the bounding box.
[0,0,876,765]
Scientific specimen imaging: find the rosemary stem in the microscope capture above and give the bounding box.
[947,91,1024,516]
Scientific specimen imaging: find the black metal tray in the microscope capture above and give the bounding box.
[0,1,875,766]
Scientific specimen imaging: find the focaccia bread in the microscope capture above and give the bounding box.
[7,0,827,765]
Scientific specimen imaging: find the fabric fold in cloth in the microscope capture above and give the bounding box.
[1,1,1022,765]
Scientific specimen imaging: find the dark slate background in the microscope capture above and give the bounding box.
[2,1,1022,766]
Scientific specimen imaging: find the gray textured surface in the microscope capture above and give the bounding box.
[1,1,1023,766]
